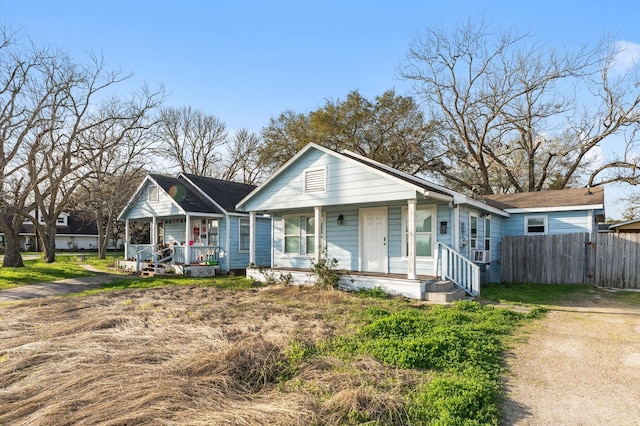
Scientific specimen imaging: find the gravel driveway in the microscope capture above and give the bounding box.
[501,292,640,425]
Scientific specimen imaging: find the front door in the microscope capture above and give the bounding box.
[360,207,388,273]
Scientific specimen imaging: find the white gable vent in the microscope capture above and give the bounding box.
[304,167,326,193]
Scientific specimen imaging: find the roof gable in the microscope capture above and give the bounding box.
[181,174,256,213]
[237,143,508,216]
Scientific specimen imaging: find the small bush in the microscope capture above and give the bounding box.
[311,255,342,290]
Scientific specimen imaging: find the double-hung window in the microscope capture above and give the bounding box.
[525,215,547,234]
[403,206,434,257]
[484,217,491,250]
[470,214,478,249]
[239,218,250,251]
[283,214,325,255]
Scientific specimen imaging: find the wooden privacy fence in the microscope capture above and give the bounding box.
[500,232,640,289]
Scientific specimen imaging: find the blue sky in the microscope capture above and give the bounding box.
[1,0,638,218]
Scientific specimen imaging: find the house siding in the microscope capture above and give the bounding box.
[226,216,271,270]
[125,181,183,219]
[273,202,451,276]
[502,210,592,236]
[241,150,419,212]
[488,215,502,283]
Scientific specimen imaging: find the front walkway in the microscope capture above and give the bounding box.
[0,265,126,303]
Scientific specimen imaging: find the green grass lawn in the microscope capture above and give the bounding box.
[0,254,121,290]
[481,282,640,307]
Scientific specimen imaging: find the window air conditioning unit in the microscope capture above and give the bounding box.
[471,250,490,263]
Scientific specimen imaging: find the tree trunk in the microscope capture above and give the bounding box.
[97,210,107,259]
[1,230,24,267]
[41,224,57,263]
[0,215,26,267]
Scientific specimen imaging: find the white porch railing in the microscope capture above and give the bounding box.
[435,242,481,296]
[173,245,226,265]
[124,243,226,273]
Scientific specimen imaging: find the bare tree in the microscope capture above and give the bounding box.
[0,28,164,265]
[219,129,266,185]
[72,123,154,259]
[156,106,228,176]
[401,18,640,195]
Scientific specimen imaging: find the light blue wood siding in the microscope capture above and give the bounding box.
[240,149,419,212]
[436,204,453,247]
[502,210,592,236]
[225,215,271,269]
[123,181,183,219]
[272,202,452,276]
[254,217,272,268]
[488,215,502,283]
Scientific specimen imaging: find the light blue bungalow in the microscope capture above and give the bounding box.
[236,143,608,300]
[118,173,271,275]
[236,143,509,301]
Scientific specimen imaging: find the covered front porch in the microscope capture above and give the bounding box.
[245,242,481,301]
[120,213,227,275]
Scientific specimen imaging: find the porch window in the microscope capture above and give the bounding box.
[304,215,325,254]
[208,219,219,246]
[284,216,300,254]
[525,215,547,234]
[484,217,491,250]
[403,206,434,257]
[470,214,478,249]
[239,218,250,251]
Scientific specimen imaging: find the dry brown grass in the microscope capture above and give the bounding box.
[0,285,427,425]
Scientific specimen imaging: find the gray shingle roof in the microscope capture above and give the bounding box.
[483,186,604,210]
[149,173,256,214]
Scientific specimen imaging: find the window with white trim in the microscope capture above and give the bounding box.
[525,215,547,234]
[402,206,434,257]
[470,214,478,249]
[282,214,325,255]
[283,216,301,254]
[208,219,219,247]
[239,218,250,251]
[304,167,326,193]
[148,184,158,201]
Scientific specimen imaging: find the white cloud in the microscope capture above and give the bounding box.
[611,40,640,74]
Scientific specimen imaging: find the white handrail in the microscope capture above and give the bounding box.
[435,242,481,296]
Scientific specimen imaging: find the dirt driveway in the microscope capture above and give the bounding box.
[501,291,640,425]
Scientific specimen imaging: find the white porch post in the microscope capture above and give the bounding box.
[185,215,191,264]
[407,199,417,280]
[314,206,322,263]
[151,217,157,249]
[125,219,130,259]
[249,211,256,265]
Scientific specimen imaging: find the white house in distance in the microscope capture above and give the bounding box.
[236,143,607,301]
[0,211,103,252]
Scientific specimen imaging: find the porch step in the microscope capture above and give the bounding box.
[422,280,467,303]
